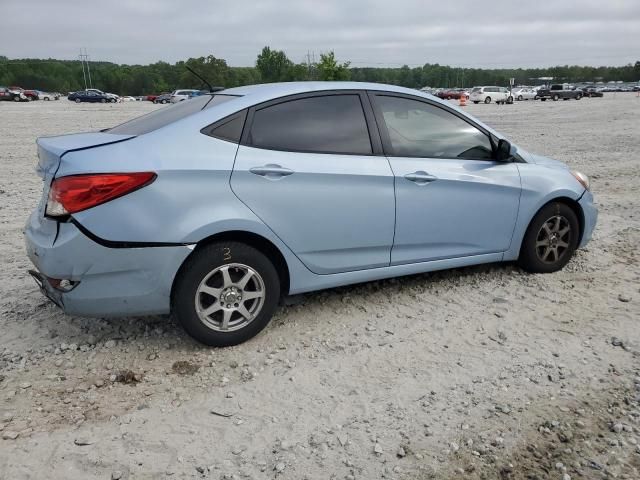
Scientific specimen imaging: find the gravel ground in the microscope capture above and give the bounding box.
[0,94,639,480]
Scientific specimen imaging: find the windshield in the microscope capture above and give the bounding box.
[108,94,238,135]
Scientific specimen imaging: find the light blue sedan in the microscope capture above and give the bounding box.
[25,82,597,346]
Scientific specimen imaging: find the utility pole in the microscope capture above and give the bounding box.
[79,48,93,89]
[84,48,93,88]
[79,49,87,90]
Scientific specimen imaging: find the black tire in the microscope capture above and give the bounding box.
[172,242,281,347]
[518,202,580,274]
[161,99,168,104]
[517,95,523,101]
[506,96,513,104]
[552,94,559,101]
[75,98,81,103]
[101,98,106,103]
[13,96,20,102]
[473,101,479,104]
[575,94,582,100]
[540,98,546,101]
[484,96,491,104]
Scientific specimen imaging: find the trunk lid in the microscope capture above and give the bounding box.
[35,133,135,216]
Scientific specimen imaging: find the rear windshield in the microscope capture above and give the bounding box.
[108,94,238,135]
[471,87,481,92]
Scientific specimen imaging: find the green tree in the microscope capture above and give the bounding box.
[256,47,293,83]
[317,51,350,81]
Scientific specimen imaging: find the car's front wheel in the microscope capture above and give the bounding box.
[484,97,491,104]
[518,202,580,273]
[75,98,81,103]
[172,242,280,347]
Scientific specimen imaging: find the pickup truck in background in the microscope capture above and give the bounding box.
[537,84,583,101]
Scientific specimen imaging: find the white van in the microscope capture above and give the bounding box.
[469,86,513,104]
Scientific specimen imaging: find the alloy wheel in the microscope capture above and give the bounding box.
[535,215,571,264]
[194,263,266,332]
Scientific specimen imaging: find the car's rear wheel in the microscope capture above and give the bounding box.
[13,96,20,102]
[518,202,579,273]
[75,98,81,103]
[484,97,491,104]
[172,242,280,347]
[576,94,582,100]
[101,98,106,103]
[517,95,523,101]
[552,94,559,101]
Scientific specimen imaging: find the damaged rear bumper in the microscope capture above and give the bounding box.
[24,211,193,317]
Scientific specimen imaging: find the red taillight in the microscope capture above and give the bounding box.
[46,172,156,216]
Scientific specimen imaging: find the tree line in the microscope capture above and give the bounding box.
[1,49,638,96]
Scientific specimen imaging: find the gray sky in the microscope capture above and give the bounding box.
[2,0,639,68]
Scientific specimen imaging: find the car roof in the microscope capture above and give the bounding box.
[221,81,437,103]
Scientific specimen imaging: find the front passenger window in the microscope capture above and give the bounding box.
[374,95,494,160]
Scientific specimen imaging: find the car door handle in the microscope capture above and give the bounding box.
[249,163,294,180]
[249,164,294,179]
[404,171,438,185]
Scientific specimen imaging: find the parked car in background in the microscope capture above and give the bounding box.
[512,88,537,101]
[121,96,137,102]
[25,81,596,347]
[154,93,172,104]
[67,90,111,103]
[145,94,159,102]
[469,86,513,104]
[37,91,57,101]
[86,88,119,103]
[435,89,468,100]
[0,86,29,101]
[188,90,210,99]
[537,84,583,101]
[581,87,604,98]
[170,89,199,103]
[9,86,38,100]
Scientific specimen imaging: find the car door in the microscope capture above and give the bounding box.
[369,92,521,265]
[231,91,396,275]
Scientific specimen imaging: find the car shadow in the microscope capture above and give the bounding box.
[43,261,518,350]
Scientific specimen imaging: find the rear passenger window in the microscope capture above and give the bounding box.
[248,95,372,155]
[202,110,247,143]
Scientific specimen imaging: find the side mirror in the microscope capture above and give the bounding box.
[495,139,513,162]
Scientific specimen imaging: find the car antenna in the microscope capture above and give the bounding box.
[185,65,224,93]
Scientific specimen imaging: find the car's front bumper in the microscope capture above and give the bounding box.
[24,211,193,317]
[578,190,597,248]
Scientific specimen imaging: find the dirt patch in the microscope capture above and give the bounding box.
[171,360,200,375]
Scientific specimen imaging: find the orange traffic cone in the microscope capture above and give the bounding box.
[459,93,467,106]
